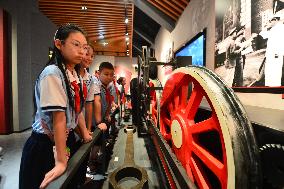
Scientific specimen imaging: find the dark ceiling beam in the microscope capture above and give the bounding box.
[133,44,142,53]
[133,0,175,32]
[134,28,154,46]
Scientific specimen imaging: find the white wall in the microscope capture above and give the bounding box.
[115,56,138,79]
[236,93,284,110]
[155,0,215,85]
[155,28,173,86]
[172,0,215,71]
[89,55,115,75]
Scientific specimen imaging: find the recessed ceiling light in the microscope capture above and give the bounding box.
[125,37,129,41]
[99,33,104,39]
[125,18,129,24]
[125,32,129,36]
[81,6,87,10]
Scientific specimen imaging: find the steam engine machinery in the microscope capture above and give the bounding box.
[130,46,284,189]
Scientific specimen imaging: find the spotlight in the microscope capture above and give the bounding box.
[125,18,129,24]
[99,33,104,39]
[81,6,87,10]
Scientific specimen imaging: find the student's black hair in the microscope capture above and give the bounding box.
[117,77,125,85]
[88,42,95,54]
[33,23,86,116]
[82,42,95,73]
[98,62,114,72]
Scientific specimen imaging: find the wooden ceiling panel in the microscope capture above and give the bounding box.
[146,0,190,21]
[39,0,190,57]
[148,0,178,20]
[39,0,133,57]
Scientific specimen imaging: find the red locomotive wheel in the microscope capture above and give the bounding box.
[159,66,261,189]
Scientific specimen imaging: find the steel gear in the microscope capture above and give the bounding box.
[260,144,284,188]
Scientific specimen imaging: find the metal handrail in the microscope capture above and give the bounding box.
[46,128,102,189]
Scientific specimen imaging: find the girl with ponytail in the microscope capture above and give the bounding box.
[19,24,92,189]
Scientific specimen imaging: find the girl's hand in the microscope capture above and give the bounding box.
[98,122,107,131]
[88,129,93,136]
[106,115,111,122]
[39,162,67,189]
[82,131,92,143]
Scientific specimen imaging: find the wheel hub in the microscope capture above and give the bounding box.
[171,119,183,148]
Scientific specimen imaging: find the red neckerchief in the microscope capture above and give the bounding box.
[71,81,81,114]
[83,82,87,101]
[102,84,112,106]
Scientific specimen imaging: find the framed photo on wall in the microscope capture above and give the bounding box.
[215,0,284,93]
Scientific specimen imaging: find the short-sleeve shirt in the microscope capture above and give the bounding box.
[81,68,96,103]
[109,82,118,104]
[92,76,101,95]
[99,81,112,119]
[32,65,82,134]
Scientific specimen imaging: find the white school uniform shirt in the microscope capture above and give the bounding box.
[81,68,96,103]
[91,76,102,125]
[80,69,101,119]
[92,75,101,95]
[108,82,118,104]
[32,64,82,134]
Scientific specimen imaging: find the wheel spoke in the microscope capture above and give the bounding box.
[168,102,174,116]
[160,121,168,139]
[191,157,210,189]
[186,161,194,181]
[185,86,203,119]
[152,106,157,115]
[190,117,218,134]
[192,142,225,180]
[180,82,189,108]
[174,93,180,110]
[163,117,171,126]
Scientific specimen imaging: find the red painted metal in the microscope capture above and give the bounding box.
[149,81,158,125]
[0,9,11,134]
[0,9,3,134]
[160,72,228,189]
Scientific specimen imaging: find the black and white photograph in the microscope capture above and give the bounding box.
[215,0,284,87]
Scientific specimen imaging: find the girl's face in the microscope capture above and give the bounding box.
[57,32,88,66]
[81,46,94,69]
[122,78,126,85]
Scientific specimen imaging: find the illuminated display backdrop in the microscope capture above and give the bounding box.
[175,29,206,67]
